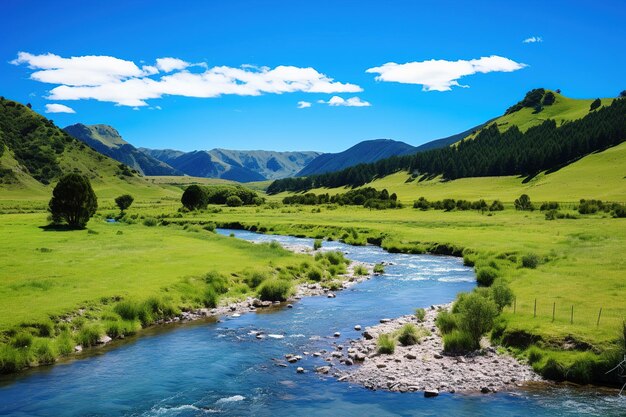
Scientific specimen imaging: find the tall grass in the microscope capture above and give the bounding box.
[377,333,396,354]
[257,278,292,302]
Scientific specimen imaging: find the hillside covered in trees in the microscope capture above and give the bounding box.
[267,94,626,194]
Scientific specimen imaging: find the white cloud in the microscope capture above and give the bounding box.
[12,52,363,107]
[523,36,543,43]
[319,96,371,107]
[45,103,76,113]
[366,55,526,92]
[297,101,312,108]
[155,57,189,72]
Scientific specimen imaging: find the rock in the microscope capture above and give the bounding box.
[363,331,374,340]
[380,318,391,323]
[434,353,443,359]
[354,325,362,331]
[480,386,491,394]
[333,332,341,338]
[316,366,331,374]
[355,353,366,361]
[327,293,336,298]
[312,352,321,357]
[261,301,273,307]
[231,313,241,318]
[287,357,299,363]
[424,389,439,398]
[230,305,236,311]
[376,363,387,369]
[98,335,112,344]
[405,353,417,360]
[256,334,265,339]
[331,351,343,358]
[344,358,354,366]
[287,304,293,309]
[74,345,83,353]
[296,367,305,373]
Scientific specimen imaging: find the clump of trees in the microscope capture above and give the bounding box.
[48,173,98,229]
[267,97,626,193]
[577,198,626,217]
[282,187,401,209]
[181,184,263,210]
[413,196,503,212]
[514,194,534,211]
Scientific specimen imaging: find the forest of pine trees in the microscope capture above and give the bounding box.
[267,97,626,194]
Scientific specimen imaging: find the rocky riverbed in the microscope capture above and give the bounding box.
[324,305,542,395]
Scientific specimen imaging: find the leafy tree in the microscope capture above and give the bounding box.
[457,293,498,348]
[514,194,534,211]
[225,195,243,207]
[114,194,134,213]
[181,185,208,210]
[589,98,601,111]
[619,90,626,98]
[542,91,556,105]
[48,173,98,229]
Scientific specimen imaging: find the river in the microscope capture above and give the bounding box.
[0,229,621,416]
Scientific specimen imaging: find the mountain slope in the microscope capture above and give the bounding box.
[0,98,179,200]
[413,122,490,152]
[297,139,416,177]
[141,148,320,182]
[64,124,181,176]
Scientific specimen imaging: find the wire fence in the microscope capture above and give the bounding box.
[505,298,625,330]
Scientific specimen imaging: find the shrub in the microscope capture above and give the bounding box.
[397,324,420,346]
[540,201,560,211]
[225,195,243,207]
[76,325,102,347]
[442,198,456,211]
[489,200,504,211]
[521,253,540,269]
[143,217,158,227]
[56,330,74,356]
[456,293,498,346]
[476,267,498,287]
[11,332,34,349]
[414,308,426,322]
[612,205,626,218]
[258,278,292,302]
[373,263,385,274]
[307,268,323,282]
[114,300,142,321]
[527,346,543,364]
[115,194,134,213]
[181,185,208,210]
[589,98,601,111]
[203,222,216,232]
[514,194,534,211]
[325,251,347,266]
[353,265,368,276]
[443,330,475,354]
[413,197,430,210]
[48,173,98,228]
[491,280,514,312]
[313,238,322,250]
[435,311,458,334]
[205,271,229,293]
[203,286,218,308]
[377,333,396,354]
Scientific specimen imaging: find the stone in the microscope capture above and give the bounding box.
[296,367,305,373]
[333,332,341,338]
[405,353,417,360]
[354,325,362,331]
[287,357,299,363]
[327,293,336,298]
[363,331,374,340]
[344,358,354,366]
[434,353,443,359]
[424,389,439,398]
[98,335,112,344]
[380,318,391,323]
[376,363,387,369]
[480,386,491,394]
[74,345,83,353]
[287,304,293,308]
[316,366,331,374]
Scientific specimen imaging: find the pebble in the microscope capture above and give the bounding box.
[354,325,362,331]
[296,367,305,374]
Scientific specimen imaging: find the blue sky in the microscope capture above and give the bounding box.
[1,0,625,152]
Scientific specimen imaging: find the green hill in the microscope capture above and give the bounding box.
[63,124,181,176]
[0,98,179,201]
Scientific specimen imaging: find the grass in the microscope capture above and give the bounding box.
[377,333,396,354]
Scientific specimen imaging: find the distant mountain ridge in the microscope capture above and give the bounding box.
[140,147,321,182]
[63,124,181,176]
[297,139,417,177]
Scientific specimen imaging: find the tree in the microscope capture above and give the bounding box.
[619,90,626,98]
[457,293,498,348]
[48,173,98,229]
[225,195,243,207]
[589,98,601,111]
[514,194,534,211]
[115,194,134,213]
[181,185,207,210]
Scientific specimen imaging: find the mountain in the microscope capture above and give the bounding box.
[0,98,179,199]
[63,124,181,176]
[297,139,417,177]
[141,148,321,182]
[413,122,490,153]
[268,90,625,194]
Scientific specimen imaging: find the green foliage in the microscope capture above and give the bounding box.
[373,263,385,274]
[527,346,543,364]
[353,265,368,276]
[306,268,323,282]
[143,217,157,227]
[443,330,475,354]
[456,292,498,347]
[521,253,540,269]
[225,195,243,207]
[476,266,498,286]
[11,332,34,349]
[505,88,546,115]
[377,333,396,354]
[540,201,560,211]
[397,323,420,346]
[589,98,601,111]
[75,324,102,347]
[435,310,458,334]
[313,238,322,250]
[244,271,269,289]
[203,286,218,308]
[257,278,292,302]
[491,279,514,312]
[115,194,134,212]
[542,91,556,106]
[514,194,534,211]
[414,308,426,322]
[489,200,504,211]
[48,173,98,228]
[181,185,208,210]
[283,188,400,210]
[204,271,229,293]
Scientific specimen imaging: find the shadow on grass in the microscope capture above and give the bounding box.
[39,224,84,232]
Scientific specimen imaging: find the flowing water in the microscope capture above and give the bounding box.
[0,230,622,416]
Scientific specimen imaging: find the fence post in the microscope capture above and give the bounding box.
[597,307,602,326]
[571,305,574,324]
[534,298,537,318]
[552,302,555,322]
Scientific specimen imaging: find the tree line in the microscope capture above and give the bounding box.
[282,187,401,209]
[267,97,626,194]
